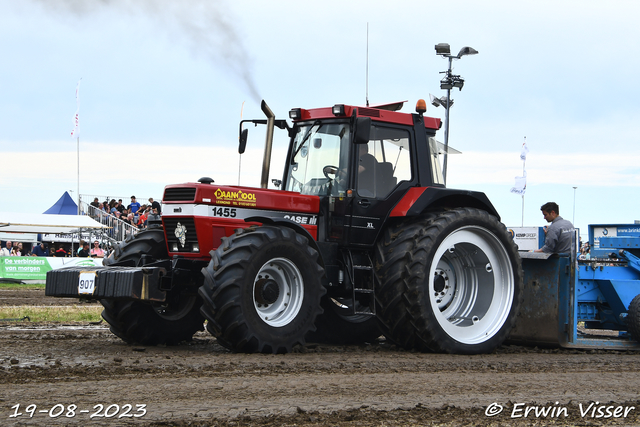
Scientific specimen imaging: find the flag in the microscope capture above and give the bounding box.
[510,171,527,195]
[70,79,81,138]
[520,142,529,161]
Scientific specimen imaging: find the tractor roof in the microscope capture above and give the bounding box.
[289,101,441,130]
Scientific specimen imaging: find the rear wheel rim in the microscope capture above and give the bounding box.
[428,225,514,344]
[253,257,304,327]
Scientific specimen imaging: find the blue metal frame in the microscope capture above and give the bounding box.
[510,228,640,350]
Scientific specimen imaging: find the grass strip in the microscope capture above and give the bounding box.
[0,305,102,322]
[0,282,45,290]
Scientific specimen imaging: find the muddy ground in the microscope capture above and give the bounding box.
[1,288,640,426]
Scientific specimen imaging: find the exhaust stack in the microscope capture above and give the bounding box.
[260,100,275,189]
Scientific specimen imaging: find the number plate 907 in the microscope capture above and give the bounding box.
[78,271,96,295]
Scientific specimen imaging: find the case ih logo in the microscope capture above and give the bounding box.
[214,188,257,207]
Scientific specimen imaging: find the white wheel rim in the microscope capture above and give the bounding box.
[428,226,514,344]
[253,257,304,327]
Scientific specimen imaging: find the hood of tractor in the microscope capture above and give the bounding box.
[162,183,319,212]
[161,183,320,257]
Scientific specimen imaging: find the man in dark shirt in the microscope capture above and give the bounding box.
[32,242,47,257]
[54,245,67,257]
[78,242,91,257]
[534,202,574,254]
[148,198,162,215]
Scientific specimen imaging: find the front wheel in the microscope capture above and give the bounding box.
[199,226,326,353]
[101,228,205,345]
[101,295,205,346]
[376,208,523,354]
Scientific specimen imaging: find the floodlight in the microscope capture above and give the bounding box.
[434,43,478,185]
[430,94,453,109]
[457,46,478,58]
[435,43,451,55]
[429,94,441,107]
[440,79,453,90]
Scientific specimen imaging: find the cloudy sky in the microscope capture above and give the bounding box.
[2,0,640,237]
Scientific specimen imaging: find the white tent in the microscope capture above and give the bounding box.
[0,232,39,243]
[0,212,107,234]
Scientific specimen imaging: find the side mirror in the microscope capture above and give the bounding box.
[239,128,248,154]
[354,117,371,144]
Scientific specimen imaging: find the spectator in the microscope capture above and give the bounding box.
[90,241,105,258]
[49,247,56,256]
[149,197,162,215]
[116,199,125,214]
[54,245,67,257]
[78,242,91,257]
[120,213,130,226]
[10,243,21,256]
[137,207,149,228]
[77,240,86,256]
[32,242,47,257]
[90,197,100,208]
[0,240,11,256]
[128,196,141,215]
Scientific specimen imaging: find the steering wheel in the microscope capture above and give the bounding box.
[323,165,339,179]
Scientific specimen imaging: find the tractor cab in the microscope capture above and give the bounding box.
[282,102,445,202]
[276,102,445,246]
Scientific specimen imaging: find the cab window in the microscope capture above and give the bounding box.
[357,126,412,198]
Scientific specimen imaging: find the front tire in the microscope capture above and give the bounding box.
[101,229,205,345]
[199,226,326,353]
[376,208,523,354]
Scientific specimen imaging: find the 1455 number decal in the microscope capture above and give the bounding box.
[212,207,237,218]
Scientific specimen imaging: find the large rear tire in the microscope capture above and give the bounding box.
[375,208,523,354]
[628,294,640,343]
[101,229,205,345]
[199,226,325,353]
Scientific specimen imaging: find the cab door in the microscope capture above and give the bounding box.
[346,124,414,247]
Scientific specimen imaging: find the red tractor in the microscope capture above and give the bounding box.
[46,100,523,354]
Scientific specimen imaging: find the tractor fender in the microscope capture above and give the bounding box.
[389,187,500,220]
[244,216,324,265]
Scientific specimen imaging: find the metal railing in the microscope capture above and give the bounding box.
[84,203,140,243]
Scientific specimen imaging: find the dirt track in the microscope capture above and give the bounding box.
[2,288,640,426]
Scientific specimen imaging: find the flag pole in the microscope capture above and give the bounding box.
[511,136,528,225]
[521,136,526,226]
[77,136,80,215]
[71,79,81,215]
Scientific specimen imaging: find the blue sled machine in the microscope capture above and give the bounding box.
[509,224,640,350]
